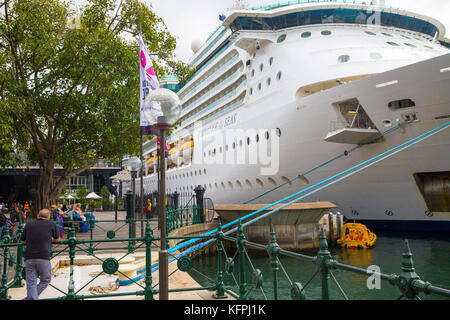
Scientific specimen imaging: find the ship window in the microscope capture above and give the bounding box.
[269,57,274,66]
[276,128,281,137]
[277,72,282,80]
[204,169,206,175]
[256,134,259,142]
[281,176,292,187]
[260,63,264,72]
[401,35,411,39]
[370,52,383,60]
[249,88,253,95]
[239,140,243,147]
[228,181,233,189]
[277,34,287,43]
[258,83,262,91]
[387,41,399,46]
[236,180,242,188]
[232,142,236,149]
[388,99,416,111]
[382,32,393,37]
[256,178,264,187]
[251,69,255,77]
[321,30,332,36]
[365,31,376,36]
[404,43,416,48]
[267,78,271,86]
[268,177,277,187]
[245,179,252,187]
[265,131,269,140]
[424,45,434,50]
[247,137,250,145]
[301,31,311,38]
[338,55,350,63]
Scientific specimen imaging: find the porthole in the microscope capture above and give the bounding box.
[232,142,236,149]
[267,78,271,86]
[251,69,255,77]
[199,170,202,175]
[424,45,434,50]
[369,52,383,60]
[221,182,226,190]
[245,179,252,187]
[255,178,264,187]
[281,176,293,187]
[382,32,393,37]
[256,134,259,142]
[382,119,393,128]
[268,177,277,187]
[365,31,376,36]
[301,31,311,38]
[213,148,216,155]
[276,128,281,137]
[277,34,287,43]
[228,181,233,189]
[204,169,206,175]
[219,146,222,153]
[265,131,269,140]
[338,55,350,63]
[404,43,416,48]
[247,137,250,145]
[194,171,197,176]
[236,180,242,188]
[239,140,243,147]
[214,182,218,189]
[258,83,262,91]
[225,145,229,151]
[277,72,282,80]
[259,63,264,72]
[269,57,274,66]
[401,35,411,39]
[249,88,253,95]
[321,30,332,36]
[387,41,399,46]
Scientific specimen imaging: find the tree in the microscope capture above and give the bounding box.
[0,0,194,215]
[75,186,87,206]
[100,185,110,205]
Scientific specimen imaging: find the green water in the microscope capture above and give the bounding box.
[188,233,450,300]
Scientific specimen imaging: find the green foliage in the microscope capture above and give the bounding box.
[75,186,88,205]
[100,185,110,204]
[0,0,192,205]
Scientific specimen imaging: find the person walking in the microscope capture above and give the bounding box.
[21,208,60,300]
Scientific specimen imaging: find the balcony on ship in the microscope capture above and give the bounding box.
[325,98,380,145]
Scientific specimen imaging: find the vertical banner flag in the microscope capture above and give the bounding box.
[139,34,161,136]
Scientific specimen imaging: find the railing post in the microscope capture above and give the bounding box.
[88,214,94,256]
[67,227,77,300]
[126,190,134,254]
[11,221,24,288]
[144,220,154,300]
[0,235,11,299]
[236,220,248,300]
[267,224,280,300]
[396,239,422,299]
[213,219,227,299]
[317,228,333,300]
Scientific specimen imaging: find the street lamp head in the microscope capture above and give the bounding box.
[126,156,142,172]
[143,88,181,127]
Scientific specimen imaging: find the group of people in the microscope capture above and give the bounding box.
[0,202,28,239]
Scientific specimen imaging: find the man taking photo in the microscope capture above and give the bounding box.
[21,208,60,300]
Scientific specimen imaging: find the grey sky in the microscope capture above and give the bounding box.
[146,0,450,62]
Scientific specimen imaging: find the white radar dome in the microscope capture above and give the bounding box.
[191,39,204,53]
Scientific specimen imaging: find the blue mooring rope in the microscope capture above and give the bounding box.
[122,121,449,284]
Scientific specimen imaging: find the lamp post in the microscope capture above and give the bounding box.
[144,88,181,300]
[127,157,142,241]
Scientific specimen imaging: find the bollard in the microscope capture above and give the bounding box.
[194,185,206,223]
[66,227,77,300]
[213,219,227,299]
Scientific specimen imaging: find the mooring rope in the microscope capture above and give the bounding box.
[243,120,412,204]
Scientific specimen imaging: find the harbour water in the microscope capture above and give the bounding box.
[189,232,450,300]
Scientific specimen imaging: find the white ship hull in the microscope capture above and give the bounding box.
[127,3,450,232]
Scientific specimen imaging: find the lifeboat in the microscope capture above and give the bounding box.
[180,140,194,164]
[337,223,376,249]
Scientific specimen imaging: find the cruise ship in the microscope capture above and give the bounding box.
[126,0,450,232]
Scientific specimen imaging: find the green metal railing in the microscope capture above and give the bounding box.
[2,214,449,300]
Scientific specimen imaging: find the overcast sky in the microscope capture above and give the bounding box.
[146,0,450,62]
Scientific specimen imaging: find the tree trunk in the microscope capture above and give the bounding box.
[35,166,54,219]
